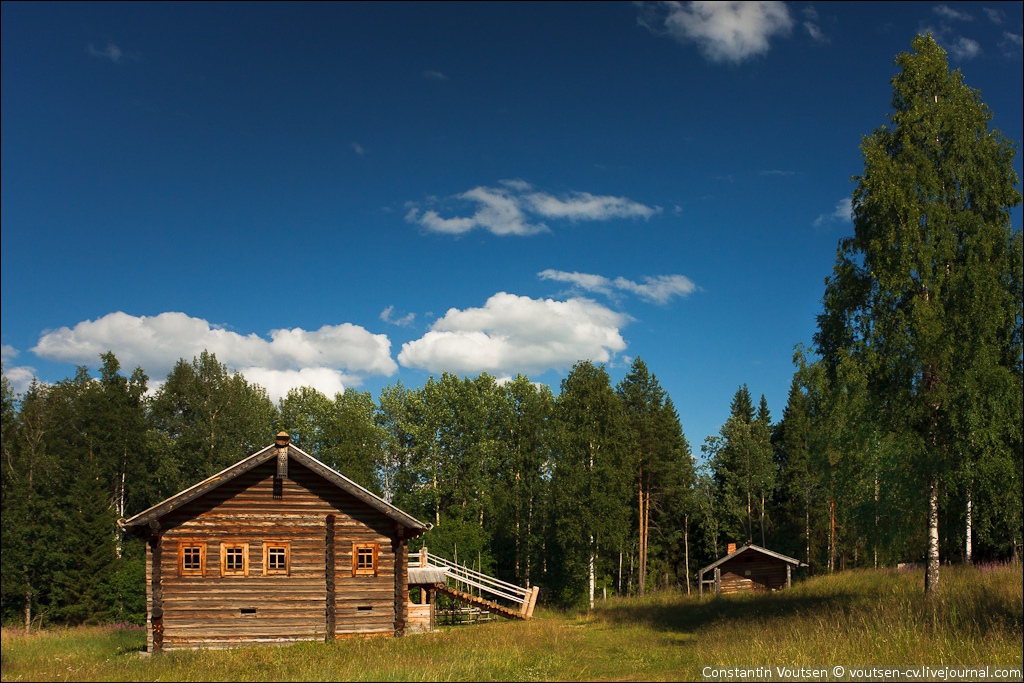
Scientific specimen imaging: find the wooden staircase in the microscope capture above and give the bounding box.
[408,549,539,620]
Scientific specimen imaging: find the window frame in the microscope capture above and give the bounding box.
[220,542,249,577]
[263,541,291,576]
[352,542,379,577]
[178,541,207,577]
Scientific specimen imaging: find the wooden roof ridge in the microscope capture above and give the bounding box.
[698,543,807,574]
[119,440,430,536]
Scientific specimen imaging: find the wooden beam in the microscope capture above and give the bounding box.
[393,526,407,636]
[150,532,164,653]
[325,515,336,641]
[526,586,539,619]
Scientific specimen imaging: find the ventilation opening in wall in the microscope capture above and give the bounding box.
[240,608,257,616]
[357,606,373,611]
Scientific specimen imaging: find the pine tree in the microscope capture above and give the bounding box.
[617,357,693,595]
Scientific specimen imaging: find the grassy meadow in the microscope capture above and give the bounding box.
[2,563,1021,682]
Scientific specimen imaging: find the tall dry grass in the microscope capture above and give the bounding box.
[2,562,1020,681]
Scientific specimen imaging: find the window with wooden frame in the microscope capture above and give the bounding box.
[263,542,290,576]
[352,542,379,576]
[178,542,206,577]
[220,542,249,577]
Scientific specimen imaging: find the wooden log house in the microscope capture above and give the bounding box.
[119,432,430,651]
[698,543,806,597]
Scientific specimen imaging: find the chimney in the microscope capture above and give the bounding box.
[727,542,737,555]
[275,432,289,479]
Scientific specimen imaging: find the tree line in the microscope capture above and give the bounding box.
[1,34,1021,626]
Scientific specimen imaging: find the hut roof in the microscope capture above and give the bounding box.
[408,567,448,585]
[699,544,806,574]
[119,437,430,536]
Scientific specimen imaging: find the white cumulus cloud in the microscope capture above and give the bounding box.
[1,345,37,395]
[524,191,660,221]
[86,42,123,63]
[948,36,981,60]
[933,5,973,22]
[640,1,794,64]
[612,275,698,304]
[406,180,659,237]
[397,293,628,376]
[380,305,416,327]
[538,270,617,297]
[813,197,853,228]
[539,269,698,304]
[30,311,398,401]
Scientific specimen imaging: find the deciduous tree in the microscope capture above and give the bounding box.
[815,34,1022,593]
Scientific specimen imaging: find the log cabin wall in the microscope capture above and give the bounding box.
[152,458,400,649]
[717,553,789,594]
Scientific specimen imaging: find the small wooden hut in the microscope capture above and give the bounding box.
[698,543,806,597]
[120,433,430,651]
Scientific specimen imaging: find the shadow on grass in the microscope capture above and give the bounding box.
[592,590,850,636]
[592,565,1023,639]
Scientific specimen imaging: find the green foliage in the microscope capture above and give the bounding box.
[617,358,695,594]
[814,34,1023,587]
[708,385,775,547]
[149,351,277,488]
[549,362,634,606]
[279,386,385,493]
[489,375,554,588]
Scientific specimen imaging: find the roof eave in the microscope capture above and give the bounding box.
[698,544,804,574]
[119,441,431,538]
[121,444,278,534]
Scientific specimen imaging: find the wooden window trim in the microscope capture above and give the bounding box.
[263,542,290,576]
[220,542,249,577]
[352,542,379,577]
[178,541,206,577]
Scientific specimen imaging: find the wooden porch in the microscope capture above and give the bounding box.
[407,548,539,630]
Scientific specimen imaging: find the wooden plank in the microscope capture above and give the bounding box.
[428,583,528,620]
[393,527,407,636]
[326,513,336,641]
[525,586,539,618]
[151,533,164,653]
[146,542,154,652]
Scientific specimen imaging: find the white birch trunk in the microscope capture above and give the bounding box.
[965,490,972,564]
[588,537,595,610]
[925,476,940,594]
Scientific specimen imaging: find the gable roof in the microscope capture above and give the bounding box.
[699,544,806,574]
[119,438,430,537]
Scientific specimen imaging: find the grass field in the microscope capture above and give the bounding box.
[2,563,1021,682]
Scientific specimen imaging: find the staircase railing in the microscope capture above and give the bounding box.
[409,547,539,617]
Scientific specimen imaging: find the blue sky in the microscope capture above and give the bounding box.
[3,2,1022,452]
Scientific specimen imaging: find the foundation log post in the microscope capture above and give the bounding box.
[393,526,407,636]
[326,515,336,641]
[149,527,164,653]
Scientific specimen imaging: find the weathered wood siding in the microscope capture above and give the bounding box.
[407,603,432,633]
[145,541,153,652]
[717,553,789,594]
[153,459,400,649]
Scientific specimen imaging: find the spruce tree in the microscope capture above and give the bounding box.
[551,362,633,607]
